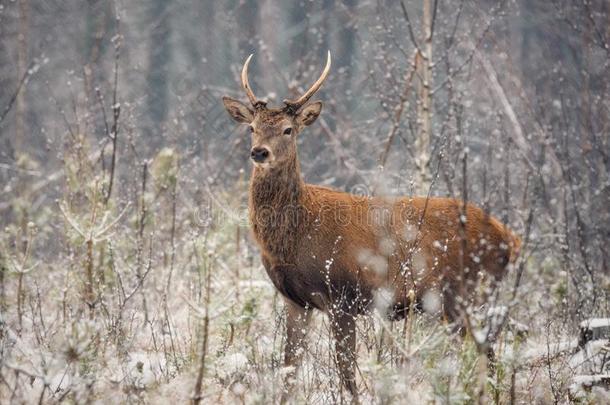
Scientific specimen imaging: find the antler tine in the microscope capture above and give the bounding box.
[241,54,260,107]
[284,50,331,112]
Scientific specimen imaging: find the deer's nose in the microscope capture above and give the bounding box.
[251,147,270,163]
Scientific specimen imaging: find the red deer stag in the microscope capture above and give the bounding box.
[222,52,520,400]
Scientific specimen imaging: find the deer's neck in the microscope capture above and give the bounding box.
[249,159,306,263]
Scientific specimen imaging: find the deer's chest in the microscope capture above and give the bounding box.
[261,255,327,310]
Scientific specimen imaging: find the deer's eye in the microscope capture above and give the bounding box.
[248,125,255,133]
[283,127,293,135]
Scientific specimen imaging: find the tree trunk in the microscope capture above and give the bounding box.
[415,0,433,193]
[15,0,29,153]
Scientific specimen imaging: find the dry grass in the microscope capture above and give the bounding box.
[1,143,608,404]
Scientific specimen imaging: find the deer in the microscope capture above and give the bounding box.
[222,51,521,401]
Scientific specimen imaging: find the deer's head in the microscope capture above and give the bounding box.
[223,52,331,170]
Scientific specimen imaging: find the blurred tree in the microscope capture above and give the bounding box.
[15,0,29,154]
[144,0,172,141]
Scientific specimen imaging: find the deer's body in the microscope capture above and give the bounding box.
[223,52,520,399]
[250,163,519,318]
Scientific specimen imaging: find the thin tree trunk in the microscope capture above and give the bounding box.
[16,0,29,153]
[415,0,433,194]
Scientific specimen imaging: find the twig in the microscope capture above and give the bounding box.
[399,0,421,52]
[379,51,418,167]
[0,60,37,124]
[103,27,122,205]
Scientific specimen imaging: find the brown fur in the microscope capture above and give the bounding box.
[250,163,520,317]
[223,96,520,400]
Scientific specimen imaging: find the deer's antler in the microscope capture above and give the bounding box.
[284,51,331,112]
[241,54,266,108]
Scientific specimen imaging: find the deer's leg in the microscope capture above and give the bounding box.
[486,344,497,375]
[441,289,460,325]
[281,298,312,400]
[329,308,359,399]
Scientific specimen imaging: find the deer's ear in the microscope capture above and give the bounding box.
[222,96,254,123]
[296,101,322,127]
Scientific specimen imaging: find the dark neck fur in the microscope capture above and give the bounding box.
[249,159,305,263]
